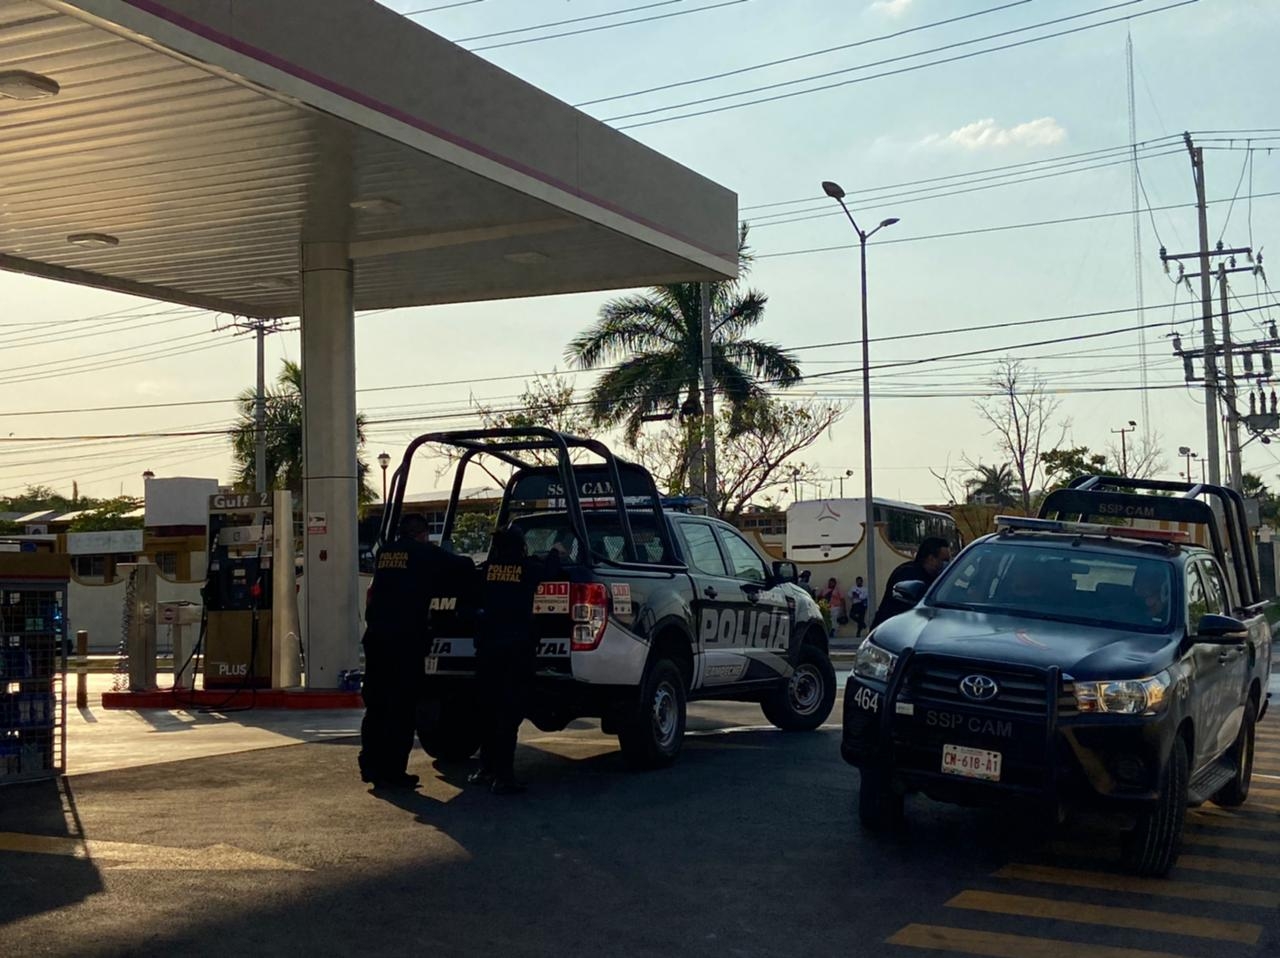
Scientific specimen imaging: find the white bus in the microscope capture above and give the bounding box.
[785,499,961,628]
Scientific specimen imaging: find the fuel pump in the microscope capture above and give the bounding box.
[202,492,275,689]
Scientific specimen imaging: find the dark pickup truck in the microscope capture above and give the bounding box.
[841,476,1274,875]
[378,428,835,769]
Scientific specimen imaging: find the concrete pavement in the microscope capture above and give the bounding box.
[0,675,1277,957]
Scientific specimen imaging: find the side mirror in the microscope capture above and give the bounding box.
[1195,613,1249,642]
[772,560,799,584]
[892,580,927,605]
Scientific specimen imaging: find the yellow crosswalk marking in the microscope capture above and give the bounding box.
[1189,810,1280,833]
[946,890,1260,944]
[1178,853,1280,880]
[0,832,308,871]
[994,863,1279,907]
[887,924,1187,958]
[1183,830,1280,855]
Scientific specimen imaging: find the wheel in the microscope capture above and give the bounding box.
[762,644,837,731]
[858,765,905,831]
[416,697,482,763]
[1213,701,1257,807]
[1124,736,1188,876]
[618,658,687,770]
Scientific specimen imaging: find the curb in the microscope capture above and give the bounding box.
[102,689,363,710]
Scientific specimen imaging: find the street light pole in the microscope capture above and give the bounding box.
[377,451,390,503]
[822,180,898,619]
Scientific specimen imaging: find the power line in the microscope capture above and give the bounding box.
[1216,147,1253,245]
[738,127,1270,213]
[0,309,212,352]
[575,0,1034,107]
[401,0,486,15]
[469,0,752,52]
[0,316,1243,443]
[748,148,1187,229]
[746,139,1181,220]
[8,290,1274,421]
[755,189,1280,259]
[607,0,1153,122]
[458,0,691,43]
[614,0,1198,128]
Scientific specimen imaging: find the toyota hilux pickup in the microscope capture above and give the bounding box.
[841,476,1274,875]
[377,428,835,769]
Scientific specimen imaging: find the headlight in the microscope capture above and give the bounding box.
[853,639,898,683]
[1073,672,1171,715]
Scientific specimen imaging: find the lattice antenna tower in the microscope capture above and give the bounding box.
[1128,31,1151,438]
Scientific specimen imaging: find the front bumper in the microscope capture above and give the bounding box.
[841,660,1177,808]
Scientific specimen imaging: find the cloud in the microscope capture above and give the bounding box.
[870,0,914,14]
[920,117,1067,151]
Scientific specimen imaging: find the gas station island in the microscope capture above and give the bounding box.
[0,0,737,691]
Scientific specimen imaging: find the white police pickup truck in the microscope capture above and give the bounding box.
[378,428,836,769]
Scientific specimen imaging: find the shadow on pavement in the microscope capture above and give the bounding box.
[0,777,104,928]
[82,731,1066,957]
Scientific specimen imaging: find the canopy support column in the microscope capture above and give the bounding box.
[300,240,359,689]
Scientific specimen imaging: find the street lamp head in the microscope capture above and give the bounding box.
[1178,446,1191,456]
[879,217,900,229]
[377,451,390,470]
[1128,420,1137,427]
[821,180,846,200]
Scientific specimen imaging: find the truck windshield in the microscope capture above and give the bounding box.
[931,542,1174,632]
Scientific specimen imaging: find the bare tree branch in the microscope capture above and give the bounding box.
[974,358,1066,511]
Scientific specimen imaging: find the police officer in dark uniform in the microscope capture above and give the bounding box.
[468,526,553,795]
[870,535,953,629]
[359,512,475,788]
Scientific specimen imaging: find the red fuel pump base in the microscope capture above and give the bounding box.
[101,689,361,709]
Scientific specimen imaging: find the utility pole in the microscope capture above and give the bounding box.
[700,281,718,517]
[1219,262,1244,492]
[1161,134,1263,490]
[1111,420,1137,476]
[1188,134,1221,485]
[224,315,291,493]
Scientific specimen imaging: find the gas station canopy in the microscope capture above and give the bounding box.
[1,0,738,688]
[0,0,738,318]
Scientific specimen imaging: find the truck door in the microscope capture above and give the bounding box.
[713,524,794,683]
[1197,557,1248,756]
[672,518,746,688]
[1184,561,1241,770]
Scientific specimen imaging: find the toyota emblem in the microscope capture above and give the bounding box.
[959,674,999,702]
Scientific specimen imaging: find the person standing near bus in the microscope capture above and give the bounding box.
[818,577,848,636]
[847,576,869,638]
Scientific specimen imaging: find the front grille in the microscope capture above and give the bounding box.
[905,659,1067,717]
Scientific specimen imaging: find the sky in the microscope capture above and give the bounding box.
[2,0,1279,505]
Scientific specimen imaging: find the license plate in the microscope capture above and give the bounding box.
[941,744,1002,781]
[424,656,439,674]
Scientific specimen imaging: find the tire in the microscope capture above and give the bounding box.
[1212,701,1257,808]
[618,658,687,770]
[762,644,837,731]
[416,697,482,763]
[858,765,905,831]
[1124,735,1189,877]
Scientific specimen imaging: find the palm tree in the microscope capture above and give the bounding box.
[566,225,801,450]
[231,360,376,503]
[965,463,1018,506]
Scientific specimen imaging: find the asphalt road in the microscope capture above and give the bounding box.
[2,693,1278,958]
